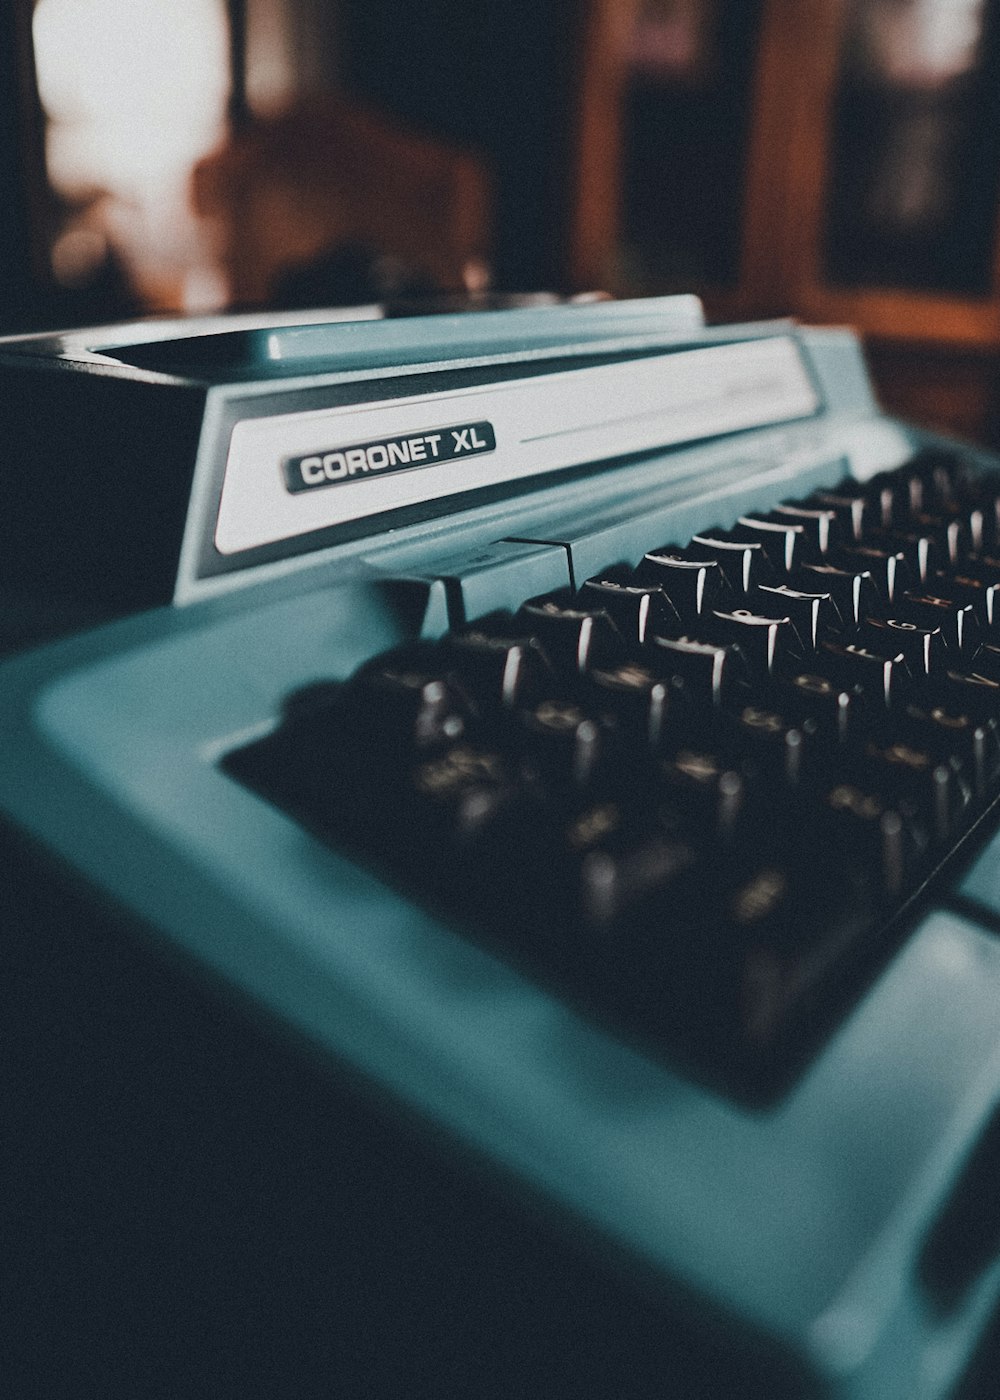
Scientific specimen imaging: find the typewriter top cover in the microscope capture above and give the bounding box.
[4,296,1000,1399]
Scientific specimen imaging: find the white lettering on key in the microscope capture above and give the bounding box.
[452,429,472,452]
[409,438,427,461]
[424,434,442,457]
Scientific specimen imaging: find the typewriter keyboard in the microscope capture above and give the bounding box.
[228,449,1000,1090]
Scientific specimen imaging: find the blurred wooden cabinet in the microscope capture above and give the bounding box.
[567,0,1000,351]
[192,95,492,309]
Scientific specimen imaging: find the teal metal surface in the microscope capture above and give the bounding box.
[2,306,1000,1397]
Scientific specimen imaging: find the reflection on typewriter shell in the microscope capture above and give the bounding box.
[4,298,1000,1398]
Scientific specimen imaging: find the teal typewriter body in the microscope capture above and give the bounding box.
[5,298,1000,1399]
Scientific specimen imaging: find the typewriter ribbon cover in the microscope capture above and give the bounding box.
[213,336,819,555]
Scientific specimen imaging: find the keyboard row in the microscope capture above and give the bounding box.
[228,449,1000,1092]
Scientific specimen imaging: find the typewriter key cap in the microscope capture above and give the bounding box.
[771,672,864,744]
[853,740,971,844]
[583,664,673,751]
[635,549,733,621]
[720,704,813,790]
[447,620,556,713]
[936,568,1000,637]
[897,591,981,655]
[707,608,802,677]
[751,583,844,649]
[899,702,1000,797]
[794,562,880,627]
[929,667,1000,720]
[644,635,750,710]
[349,650,476,751]
[830,544,914,607]
[513,699,606,790]
[579,572,683,648]
[405,743,526,849]
[964,642,1000,683]
[657,747,746,841]
[817,781,926,897]
[732,516,810,572]
[869,529,942,584]
[518,592,627,674]
[813,641,912,710]
[857,616,946,678]
[770,502,841,555]
[863,470,912,530]
[689,533,777,594]
[571,815,699,933]
[810,485,870,541]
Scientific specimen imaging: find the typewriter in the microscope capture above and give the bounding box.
[4,296,1000,1399]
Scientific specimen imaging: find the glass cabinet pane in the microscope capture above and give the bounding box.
[824,0,1000,296]
[618,0,764,290]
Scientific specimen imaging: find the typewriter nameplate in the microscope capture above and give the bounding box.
[214,337,819,557]
[284,421,496,494]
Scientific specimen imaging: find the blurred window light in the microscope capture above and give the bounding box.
[33,0,231,310]
[244,0,297,115]
[853,0,987,89]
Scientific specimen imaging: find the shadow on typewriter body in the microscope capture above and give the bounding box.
[4,299,1000,1398]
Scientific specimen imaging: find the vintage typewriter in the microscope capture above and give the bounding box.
[4,296,1000,1399]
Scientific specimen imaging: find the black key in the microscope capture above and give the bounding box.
[857,616,946,679]
[513,698,606,790]
[936,567,1000,639]
[904,448,968,514]
[579,573,683,648]
[583,663,674,752]
[962,553,1000,580]
[518,592,627,674]
[771,671,865,745]
[966,481,1000,552]
[751,582,845,649]
[816,779,927,898]
[403,742,526,851]
[852,739,971,845]
[813,640,912,710]
[567,808,700,934]
[732,515,809,573]
[794,562,880,627]
[963,502,990,556]
[890,467,933,520]
[644,635,750,711]
[657,746,746,841]
[897,590,981,656]
[635,549,733,621]
[927,668,1000,721]
[870,529,943,584]
[720,703,814,790]
[717,859,857,973]
[863,470,912,531]
[770,503,842,555]
[810,484,870,541]
[830,544,914,608]
[965,642,1000,684]
[906,511,969,567]
[349,648,475,751]
[898,701,1000,798]
[707,608,802,677]
[689,532,777,595]
[447,620,556,714]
